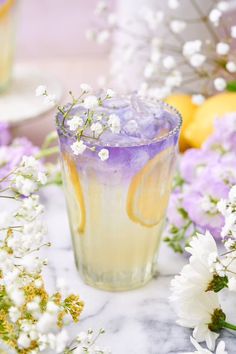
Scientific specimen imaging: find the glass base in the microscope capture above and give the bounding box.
[77,263,157,291]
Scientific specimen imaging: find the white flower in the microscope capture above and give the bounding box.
[226,61,236,73]
[80,83,91,93]
[162,56,176,70]
[185,337,227,354]
[83,95,99,109]
[189,54,206,68]
[45,94,57,105]
[98,148,109,161]
[229,185,236,203]
[192,94,205,105]
[9,306,21,323]
[144,62,155,78]
[108,113,121,133]
[37,313,57,333]
[0,211,11,229]
[217,2,229,12]
[142,8,163,30]
[71,140,87,155]
[97,30,110,44]
[91,122,103,137]
[214,77,226,91]
[170,232,220,350]
[209,9,222,26]
[183,40,202,57]
[14,175,38,196]
[10,289,25,307]
[17,333,31,349]
[168,0,179,9]
[170,20,186,34]
[35,85,46,97]
[106,88,115,97]
[67,116,84,131]
[228,277,236,291]
[216,42,230,56]
[165,70,182,88]
[231,26,236,38]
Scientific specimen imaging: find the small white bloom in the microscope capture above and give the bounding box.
[68,116,84,131]
[108,113,121,133]
[9,307,21,323]
[34,279,43,288]
[224,238,235,250]
[144,62,155,78]
[83,95,99,110]
[91,122,103,137]
[35,85,47,97]
[228,277,236,291]
[231,26,236,38]
[214,77,226,91]
[80,83,91,93]
[209,8,222,25]
[97,30,110,44]
[168,0,179,9]
[170,20,186,33]
[183,40,202,57]
[37,313,57,333]
[17,333,31,349]
[162,56,176,70]
[226,61,236,73]
[45,94,57,105]
[165,70,182,88]
[192,94,205,105]
[216,42,230,55]
[217,1,229,12]
[38,171,47,185]
[47,301,60,314]
[71,140,87,155]
[107,13,117,26]
[14,175,38,196]
[98,148,109,161]
[106,88,115,97]
[229,185,236,203]
[189,54,206,68]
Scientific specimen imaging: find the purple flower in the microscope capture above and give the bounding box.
[0,138,39,186]
[0,122,11,146]
[179,148,219,183]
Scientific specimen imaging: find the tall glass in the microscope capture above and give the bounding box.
[57,97,182,291]
[0,0,17,92]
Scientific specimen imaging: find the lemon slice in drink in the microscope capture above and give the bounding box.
[63,154,86,234]
[0,0,15,18]
[126,147,174,227]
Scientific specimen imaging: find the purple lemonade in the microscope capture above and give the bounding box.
[56,93,182,291]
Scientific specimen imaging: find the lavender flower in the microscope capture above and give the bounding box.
[165,113,236,253]
[0,122,11,146]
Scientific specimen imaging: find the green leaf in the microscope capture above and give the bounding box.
[226,81,236,92]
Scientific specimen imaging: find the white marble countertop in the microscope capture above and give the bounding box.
[41,186,236,354]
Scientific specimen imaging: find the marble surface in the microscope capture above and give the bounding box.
[41,186,236,354]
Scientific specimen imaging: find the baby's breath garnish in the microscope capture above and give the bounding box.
[0,155,110,353]
[36,85,118,162]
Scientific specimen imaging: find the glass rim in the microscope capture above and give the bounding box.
[56,99,183,148]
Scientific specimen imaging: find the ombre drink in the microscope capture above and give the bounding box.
[57,95,182,291]
[0,0,17,92]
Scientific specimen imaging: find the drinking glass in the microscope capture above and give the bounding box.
[0,0,17,92]
[57,96,182,291]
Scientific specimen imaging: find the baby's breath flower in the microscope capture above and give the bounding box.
[162,56,176,70]
[226,61,236,73]
[71,141,87,155]
[35,85,47,97]
[214,77,226,91]
[106,88,115,97]
[216,42,230,56]
[98,148,109,161]
[231,26,236,38]
[170,20,186,34]
[91,122,103,137]
[108,113,121,133]
[168,0,179,9]
[192,94,205,105]
[68,116,84,131]
[189,53,206,68]
[80,83,92,93]
[209,8,222,26]
[83,95,99,109]
[97,29,110,44]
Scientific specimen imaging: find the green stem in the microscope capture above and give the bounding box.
[222,321,236,331]
[36,146,59,159]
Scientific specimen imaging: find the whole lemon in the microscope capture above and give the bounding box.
[165,94,197,151]
[184,93,236,148]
